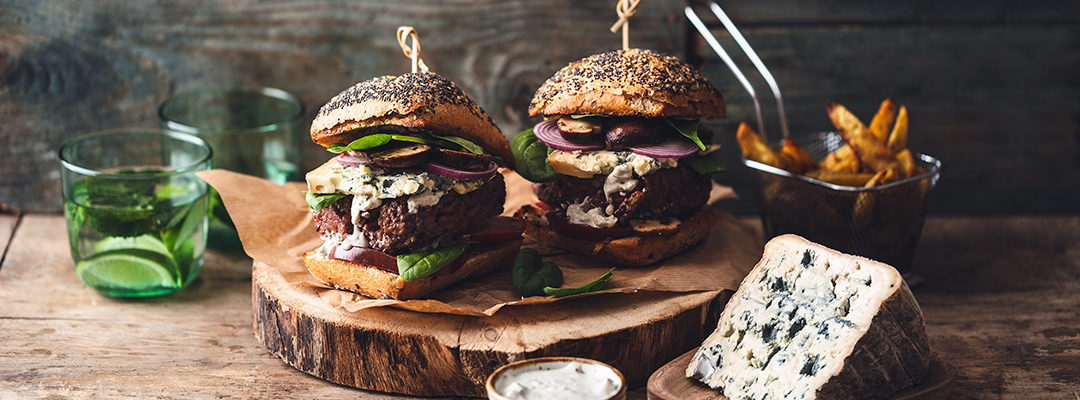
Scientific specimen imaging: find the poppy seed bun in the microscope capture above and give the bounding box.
[311,72,514,167]
[529,49,725,119]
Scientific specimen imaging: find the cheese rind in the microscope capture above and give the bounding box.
[686,235,930,400]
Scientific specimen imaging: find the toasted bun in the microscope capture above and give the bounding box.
[528,49,725,119]
[303,239,521,300]
[311,72,514,167]
[516,205,714,267]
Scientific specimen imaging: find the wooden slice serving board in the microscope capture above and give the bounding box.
[252,260,731,397]
[646,349,955,400]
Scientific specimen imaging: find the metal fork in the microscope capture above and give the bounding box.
[685,2,790,141]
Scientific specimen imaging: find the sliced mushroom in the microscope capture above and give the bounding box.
[370,144,433,168]
[629,217,681,236]
[557,116,603,142]
[434,148,492,171]
[605,118,668,148]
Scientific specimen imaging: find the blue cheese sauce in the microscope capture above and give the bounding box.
[494,361,621,400]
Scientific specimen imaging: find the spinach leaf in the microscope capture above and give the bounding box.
[571,114,610,119]
[328,134,431,154]
[426,133,485,155]
[543,268,614,297]
[683,147,727,175]
[512,248,564,296]
[397,244,466,282]
[304,191,345,211]
[510,128,561,183]
[666,119,707,151]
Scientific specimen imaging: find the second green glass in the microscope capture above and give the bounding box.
[158,87,305,250]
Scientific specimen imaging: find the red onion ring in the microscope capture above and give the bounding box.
[533,119,605,151]
[423,160,498,180]
[629,139,700,159]
[335,153,370,166]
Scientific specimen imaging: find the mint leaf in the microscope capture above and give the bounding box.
[683,147,727,175]
[304,191,345,211]
[543,268,614,297]
[512,248,564,296]
[666,119,706,151]
[397,244,467,282]
[510,128,561,183]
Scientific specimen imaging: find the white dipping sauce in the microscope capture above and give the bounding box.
[493,361,621,400]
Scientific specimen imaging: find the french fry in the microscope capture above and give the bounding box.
[780,138,817,174]
[820,145,860,173]
[896,149,916,178]
[869,98,897,142]
[806,171,875,187]
[827,102,867,136]
[864,170,887,188]
[736,122,782,168]
[887,105,908,153]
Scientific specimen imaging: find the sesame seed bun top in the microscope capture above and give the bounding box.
[529,49,725,119]
[311,72,513,167]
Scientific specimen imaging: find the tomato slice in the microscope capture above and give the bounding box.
[464,216,525,244]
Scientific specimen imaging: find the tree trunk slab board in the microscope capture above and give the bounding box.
[646,349,955,400]
[252,260,730,397]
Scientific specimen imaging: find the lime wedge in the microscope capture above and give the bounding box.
[94,235,172,256]
[76,249,179,290]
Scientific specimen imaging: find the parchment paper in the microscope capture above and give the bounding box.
[199,169,763,316]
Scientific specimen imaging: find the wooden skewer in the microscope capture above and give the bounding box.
[396,26,430,73]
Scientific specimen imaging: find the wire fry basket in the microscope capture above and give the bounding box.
[745,133,942,273]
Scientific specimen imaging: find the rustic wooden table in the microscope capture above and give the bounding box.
[1,214,1077,399]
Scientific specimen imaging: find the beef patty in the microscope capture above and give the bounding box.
[314,174,505,254]
[535,164,709,222]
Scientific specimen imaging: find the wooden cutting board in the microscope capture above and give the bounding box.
[251,260,731,397]
[646,349,955,400]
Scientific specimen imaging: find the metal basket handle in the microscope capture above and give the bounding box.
[685,2,789,141]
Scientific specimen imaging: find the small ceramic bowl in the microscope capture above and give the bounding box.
[486,357,627,400]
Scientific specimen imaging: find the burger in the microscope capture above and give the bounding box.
[511,49,727,266]
[303,72,522,300]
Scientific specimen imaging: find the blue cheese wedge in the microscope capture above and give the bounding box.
[687,235,931,400]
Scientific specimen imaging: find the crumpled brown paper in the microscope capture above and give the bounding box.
[198,169,762,316]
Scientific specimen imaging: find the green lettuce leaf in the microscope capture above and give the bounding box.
[510,128,561,183]
[397,244,467,282]
[543,268,614,297]
[304,191,344,211]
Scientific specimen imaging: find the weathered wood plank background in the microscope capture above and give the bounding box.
[0,0,1077,213]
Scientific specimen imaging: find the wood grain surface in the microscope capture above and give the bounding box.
[1,1,1078,214]
[1,214,1078,399]
[253,261,727,397]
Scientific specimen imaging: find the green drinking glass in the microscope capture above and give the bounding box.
[158,87,305,250]
[60,129,212,297]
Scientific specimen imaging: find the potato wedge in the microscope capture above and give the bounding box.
[840,125,899,173]
[780,138,817,174]
[869,98,897,142]
[887,105,908,153]
[896,148,916,178]
[827,102,867,135]
[806,171,875,186]
[736,122,782,168]
[820,145,860,173]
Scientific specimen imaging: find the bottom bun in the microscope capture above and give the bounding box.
[303,239,522,300]
[516,205,715,267]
